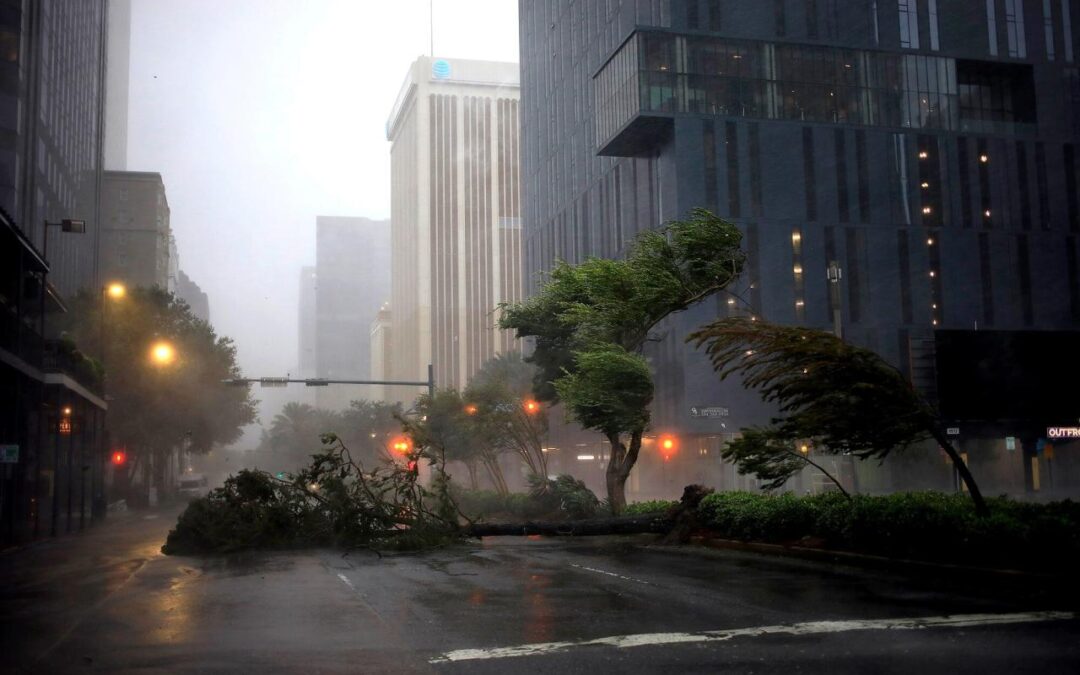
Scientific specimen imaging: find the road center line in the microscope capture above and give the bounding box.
[429,610,1075,664]
[569,563,651,586]
[336,573,356,591]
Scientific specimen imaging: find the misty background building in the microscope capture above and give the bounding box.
[99,171,173,290]
[297,266,317,377]
[176,270,209,323]
[313,216,391,410]
[520,0,1080,497]
[385,56,524,392]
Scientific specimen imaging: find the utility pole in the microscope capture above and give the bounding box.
[827,261,843,340]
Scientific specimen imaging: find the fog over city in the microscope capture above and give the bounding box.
[126,0,519,442]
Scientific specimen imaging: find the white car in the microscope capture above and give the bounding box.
[177,474,210,500]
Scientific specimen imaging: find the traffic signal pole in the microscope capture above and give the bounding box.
[223,365,436,399]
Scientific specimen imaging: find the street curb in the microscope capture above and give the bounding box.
[673,535,1071,583]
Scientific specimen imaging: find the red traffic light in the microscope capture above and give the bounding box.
[111,450,127,466]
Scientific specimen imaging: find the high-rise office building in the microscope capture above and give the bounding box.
[386,56,524,391]
[105,0,131,170]
[0,0,109,297]
[99,171,172,290]
[520,1,1080,495]
[176,270,210,323]
[369,304,393,403]
[314,216,391,410]
[297,266,317,377]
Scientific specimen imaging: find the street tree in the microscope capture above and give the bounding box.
[464,353,549,481]
[60,287,256,491]
[340,399,405,464]
[500,208,745,513]
[689,317,989,516]
[405,389,509,495]
[263,403,343,469]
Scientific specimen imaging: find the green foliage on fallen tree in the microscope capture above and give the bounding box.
[162,435,463,555]
[451,475,602,522]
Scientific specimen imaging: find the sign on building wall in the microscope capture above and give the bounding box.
[690,406,729,419]
[0,445,18,463]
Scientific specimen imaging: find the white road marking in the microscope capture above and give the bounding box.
[569,563,651,586]
[337,573,356,591]
[429,610,1075,664]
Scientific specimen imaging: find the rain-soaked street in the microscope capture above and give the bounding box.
[1,509,1077,674]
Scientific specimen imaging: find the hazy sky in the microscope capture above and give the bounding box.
[127,0,519,443]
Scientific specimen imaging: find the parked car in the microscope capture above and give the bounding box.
[178,473,210,500]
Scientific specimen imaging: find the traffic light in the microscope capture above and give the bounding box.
[111,450,127,466]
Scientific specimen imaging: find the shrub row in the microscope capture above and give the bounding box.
[695,491,1080,573]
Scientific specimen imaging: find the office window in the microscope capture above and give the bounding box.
[792,226,806,321]
[726,121,741,218]
[845,228,863,322]
[775,0,787,37]
[856,130,870,222]
[688,0,699,29]
[929,0,941,50]
[707,0,722,31]
[1035,143,1051,230]
[988,0,1000,56]
[917,135,943,227]
[836,129,850,222]
[898,231,914,323]
[1066,144,1079,231]
[749,123,764,216]
[1064,0,1075,61]
[978,233,995,325]
[977,138,992,227]
[927,227,943,324]
[899,0,921,49]
[1018,234,1035,325]
[824,226,838,323]
[703,120,718,210]
[1044,0,1057,60]
[1016,142,1033,230]
[803,128,817,220]
[807,0,819,39]
[1068,236,1080,319]
[1006,0,1027,58]
[872,1,881,46]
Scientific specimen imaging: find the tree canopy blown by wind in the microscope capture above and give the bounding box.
[689,317,988,516]
[500,208,745,513]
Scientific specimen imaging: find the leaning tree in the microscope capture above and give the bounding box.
[500,208,745,513]
[689,317,989,516]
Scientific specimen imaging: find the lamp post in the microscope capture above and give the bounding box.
[97,283,124,520]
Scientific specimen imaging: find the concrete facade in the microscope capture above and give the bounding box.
[386,56,524,391]
[99,171,171,290]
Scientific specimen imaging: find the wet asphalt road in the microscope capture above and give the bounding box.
[1,508,1078,674]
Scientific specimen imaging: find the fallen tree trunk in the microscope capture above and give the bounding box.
[465,514,672,538]
[463,484,715,540]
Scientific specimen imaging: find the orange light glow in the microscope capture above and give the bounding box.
[105,282,126,299]
[150,341,176,366]
[464,404,478,415]
[659,434,678,460]
[523,400,540,414]
[390,438,411,454]
[111,450,127,466]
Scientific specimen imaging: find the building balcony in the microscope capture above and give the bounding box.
[593,30,1038,157]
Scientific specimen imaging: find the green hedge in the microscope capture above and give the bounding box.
[623,500,678,516]
[696,491,1080,573]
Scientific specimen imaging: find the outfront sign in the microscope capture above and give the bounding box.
[690,406,730,418]
[1047,427,1080,440]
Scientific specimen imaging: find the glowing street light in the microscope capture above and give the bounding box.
[105,282,126,300]
[150,341,176,366]
[464,404,478,415]
[523,400,540,414]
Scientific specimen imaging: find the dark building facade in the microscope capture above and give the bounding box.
[0,0,109,298]
[520,1,1080,497]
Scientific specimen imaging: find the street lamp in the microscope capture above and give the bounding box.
[105,282,126,300]
[149,341,176,366]
[523,400,540,414]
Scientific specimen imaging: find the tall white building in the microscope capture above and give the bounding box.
[386,56,523,391]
